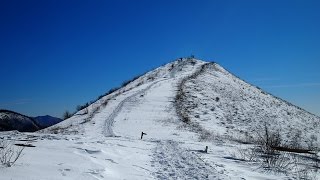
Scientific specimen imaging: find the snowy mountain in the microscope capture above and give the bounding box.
[0,110,40,132]
[177,62,320,148]
[33,115,63,129]
[1,58,319,179]
[0,110,62,132]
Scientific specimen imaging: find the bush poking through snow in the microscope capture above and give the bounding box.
[231,124,320,178]
[0,139,24,167]
[76,103,89,111]
[256,123,282,155]
[307,134,318,151]
[63,111,72,120]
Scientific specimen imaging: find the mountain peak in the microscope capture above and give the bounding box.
[37,58,319,179]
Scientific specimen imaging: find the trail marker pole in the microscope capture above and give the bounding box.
[141,132,147,139]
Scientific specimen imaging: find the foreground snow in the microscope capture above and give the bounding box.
[1,131,292,180]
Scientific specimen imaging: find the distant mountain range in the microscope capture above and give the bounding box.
[33,115,63,129]
[0,109,62,132]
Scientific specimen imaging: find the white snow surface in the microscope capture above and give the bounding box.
[181,63,320,147]
[1,58,319,180]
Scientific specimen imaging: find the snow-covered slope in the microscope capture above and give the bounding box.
[43,58,206,137]
[1,58,319,180]
[179,63,320,148]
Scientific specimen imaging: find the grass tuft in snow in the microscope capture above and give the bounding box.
[0,139,24,167]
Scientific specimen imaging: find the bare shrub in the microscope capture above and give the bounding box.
[101,99,108,107]
[307,134,318,151]
[253,124,300,173]
[236,147,259,162]
[255,123,281,155]
[0,140,24,167]
[198,129,216,141]
[233,146,300,175]
[289,130,302,149]
[90,105,100,116]
[76,103,90,111]
[83,107,88,114]
[230,131,255,145]
[63,111,72,120]
[262,152,297,173]
[233,124,320,178]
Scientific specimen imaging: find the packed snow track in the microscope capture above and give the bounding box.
[103,79,166,137]
[152,140,223,180]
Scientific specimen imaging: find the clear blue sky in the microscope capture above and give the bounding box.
[1,0,319,118]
